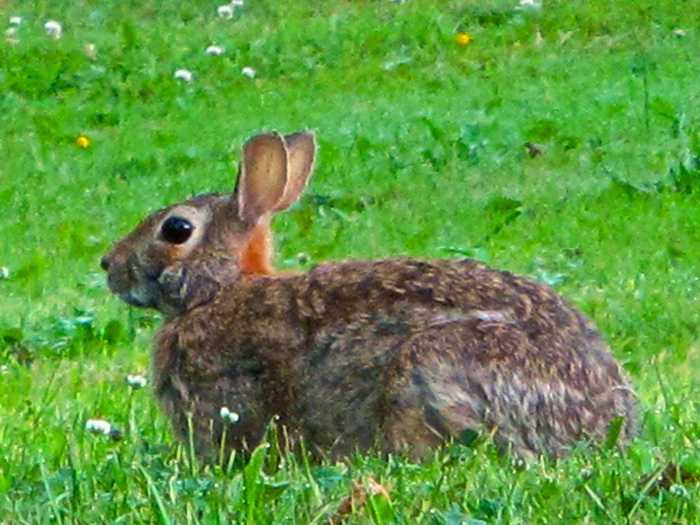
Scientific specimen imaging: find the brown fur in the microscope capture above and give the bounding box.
[102,131,639,460]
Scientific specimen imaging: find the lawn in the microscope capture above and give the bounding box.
[1,0,700,522]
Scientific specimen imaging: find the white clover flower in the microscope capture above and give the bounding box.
[0,365,8,375]
[670,484,689,498]
[126,374,147,389]
[84,43,97,60]
[4,27,17,40]
[217,4,234,19]
[9,16,22,26]
[241,66,256,79]
[517,0,542,8]
[230,0,244,6]
[205,45,225,56]
[174,68,194,82]
[86,419,113,436]
[44,20,63,39]
[0,267,9,279]
[220,406,240,424]
[673,28,687,38]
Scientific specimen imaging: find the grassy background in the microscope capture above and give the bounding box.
[2,0,700,522]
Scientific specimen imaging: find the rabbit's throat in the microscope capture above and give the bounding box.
[239,223,274,276]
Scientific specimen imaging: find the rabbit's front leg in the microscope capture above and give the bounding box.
[154,327,271,457]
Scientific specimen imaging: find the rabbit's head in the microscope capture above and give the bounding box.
[101,131,316,317]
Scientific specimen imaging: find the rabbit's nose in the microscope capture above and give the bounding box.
[100,256,111,272]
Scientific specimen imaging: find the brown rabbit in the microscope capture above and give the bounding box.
[102,131,639,460]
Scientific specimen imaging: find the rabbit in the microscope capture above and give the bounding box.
[101,130,639,460]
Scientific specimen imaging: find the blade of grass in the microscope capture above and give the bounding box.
[138,465,173,525]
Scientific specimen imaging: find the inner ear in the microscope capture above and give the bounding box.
[236,133,288,224]
[274,131,316,212]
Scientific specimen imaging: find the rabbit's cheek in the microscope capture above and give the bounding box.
[127,251,165,283]
[157,261,233,312]
[158,265,186,301]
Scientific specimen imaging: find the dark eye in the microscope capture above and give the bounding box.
[161,216,194,244]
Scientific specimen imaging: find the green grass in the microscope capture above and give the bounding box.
[2,0,700,522]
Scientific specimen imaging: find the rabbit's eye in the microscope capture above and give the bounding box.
[161,216,194,244]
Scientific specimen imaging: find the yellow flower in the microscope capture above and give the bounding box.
[455,32,473,46]
[76,135,91,149]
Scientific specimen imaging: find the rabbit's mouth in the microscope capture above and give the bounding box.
[119,287,157,309]
[105,255,162,309]
[120,291,150,308]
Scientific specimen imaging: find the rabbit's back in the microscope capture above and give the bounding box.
[291,258,637,457]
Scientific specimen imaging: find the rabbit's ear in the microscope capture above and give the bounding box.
[236,132,289,224]
[273,131,316,212]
